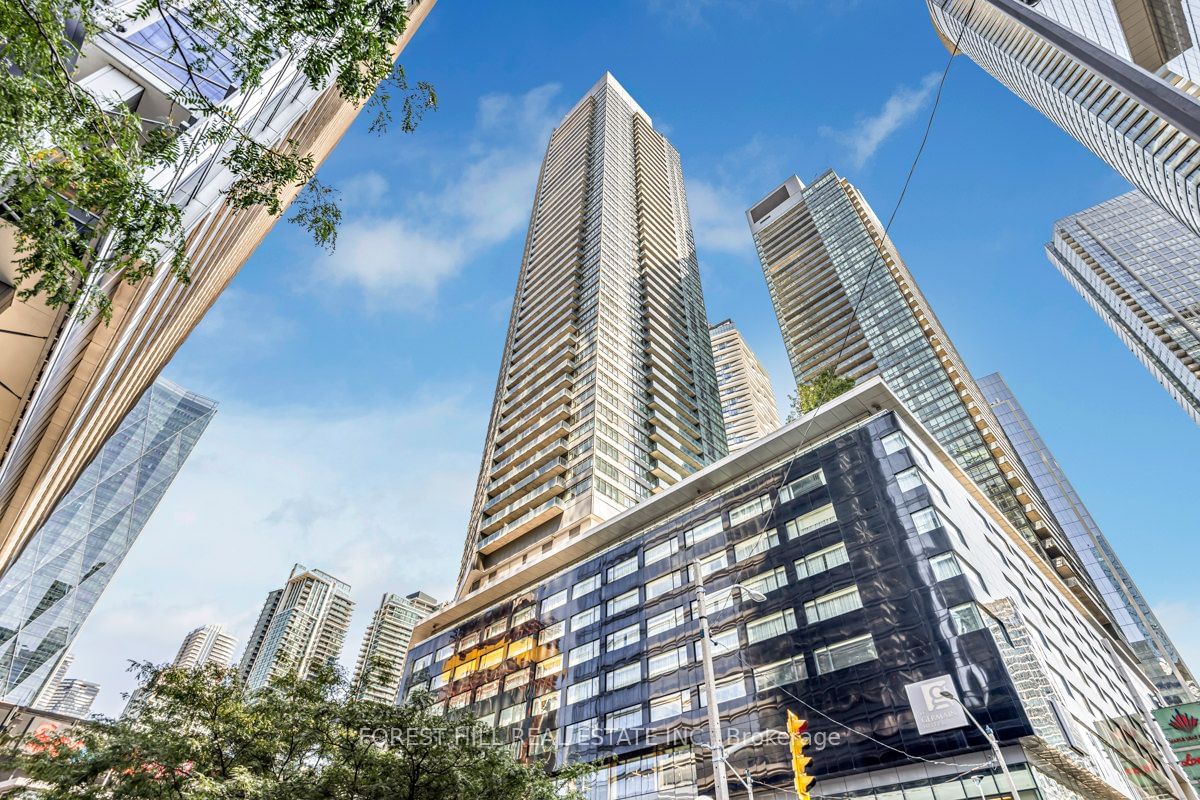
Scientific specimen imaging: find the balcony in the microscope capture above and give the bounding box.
[478,478,567,535]
[478,497,566,554]
[482,457,568,512]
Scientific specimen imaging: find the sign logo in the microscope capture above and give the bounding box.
[905,675,968,735]
[1169,710,1200,734]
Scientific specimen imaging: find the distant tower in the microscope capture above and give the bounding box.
[173,624,239,670]
[1047,191,1200,425]
[708,320,780,449]
[239,565,354,690]
[45,677,100,718]
[30,652,73,711]
[352,591,439,704]
[238,589,283,683]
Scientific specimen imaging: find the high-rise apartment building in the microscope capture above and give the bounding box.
[43,677,100,718]
[0,0,436,582]
[1047,191,1200,424]
[402,380,1192,800]
[708,320,781,449]
[979,372,1198,704]
[926,0,1200,237]
[30,652,73,711]
[352,591,439,704]
[238,564,353,690]
[456,73,727,598]
[0,379,215,706]
[746,170,1109,623]
[173,624,239,671]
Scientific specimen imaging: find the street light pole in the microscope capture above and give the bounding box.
[939,690,1021,799]
[694,560,730,800]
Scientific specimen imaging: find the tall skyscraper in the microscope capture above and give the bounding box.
[30,652,73,711]
[352,591,439,704]
[173,624,239,671]
[708,320,780,449]
[238,564,354,690]
[43,677,100,718]
[1047,191,1200,425]
[745,170,1109,623]
[979,372,1198,704]
[0,379,215,706]
[926,0,1200,236]
[0,0,436,582]
[457,73,727,599]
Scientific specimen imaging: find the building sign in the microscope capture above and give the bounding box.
[1152,702,1200,787]
[906,675,968,735]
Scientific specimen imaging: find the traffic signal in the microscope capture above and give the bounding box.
[787,710,814,800]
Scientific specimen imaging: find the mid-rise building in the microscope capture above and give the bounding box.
[0,0,436,585]
[745,170,1108,625]
[0,379,216,706]
[402,379,1193,800]
[456,73,727,599]
[352,591,439,704]
[238,564,353,690]
[173,624,239,671]
[1047,191,1200,425]
[926,0,1200,237]
[979,372,1199,704]
[709,320,781,449]
[44,677,100,719]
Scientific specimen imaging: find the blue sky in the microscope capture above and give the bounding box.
[71,0,1199,715]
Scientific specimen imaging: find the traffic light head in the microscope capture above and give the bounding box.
[786,711,813,800]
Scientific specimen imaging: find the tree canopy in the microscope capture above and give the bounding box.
[790,368,857,420]
[3,662,585,800]
[2,0,435,319]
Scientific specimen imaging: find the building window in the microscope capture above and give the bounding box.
[566,677,599,704]
[507,637,534,659]
[531,691,560,716]
[479,647,505,670]
[568,640,600,668]
[779,469,826,503]
[734,530,780,561]
[504,669,530,691]
[538,621,565,645]
[535,655,563,679]
[476,680,499,701]
[795,542,850,580]
[950,603,986,635]
[458,632,480,651]
[452,660,477,681]
[930,552,963,581]
[699,550,728,577]
[542,589,568,614]
[650,690,692,721]
[644,538,679,567]
[606,623,640,651]
[648,646,688,678]
[881,430,907,454]
[754,655,807,692]
[746,609,797,644]
[511,605,535,626]
[608,661,642,691]
[684,517,724,546]
[895,467,925,493]
[449,692,470,710]
[565,719,597,746]
[911,507,943,534]
[607,589,640,616]
[729,494,771,526]
[814,634,878,674]
[606,556,639,583]
[573,574,601,599]
[571,606,600,631]
[786,504,838,538]
[646,570,685,600]
[804,585,863,623]
[698,674,747,707]
[498,703,525,726]
[709,626,740,652]
[742,565,788,596]
[484,621,507,639]
[430,671,448,690]
[435,644,453,661]
[606,704,643,731]
[411,654,432,673]
[647,606,685,637]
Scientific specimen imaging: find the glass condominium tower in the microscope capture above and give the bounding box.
[979,372,1198,703]
[0,379,216,706]
[1048,191,1200,425]
[926,0,1200,237]
[746,171,1111,624]
[709,319,781,450]
[457,73,727,599]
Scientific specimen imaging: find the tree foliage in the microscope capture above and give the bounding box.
[790,368,857,420]
[3,662,586,800]
[1,0,435,319]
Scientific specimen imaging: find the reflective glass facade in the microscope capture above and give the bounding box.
[1047,191,1200,425]
[0,379,216,706]
[979,372,1198,704]
[404,384,1181,800]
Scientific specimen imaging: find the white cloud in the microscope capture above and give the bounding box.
[67,387,486,717]
[823,72,940,169]
[317,84,562,308]
[687,179,753,256]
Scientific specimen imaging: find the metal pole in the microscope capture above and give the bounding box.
[972,775,987,800]
[695,561,730,800]
[941,691,1020,799]
[745,768,754,800]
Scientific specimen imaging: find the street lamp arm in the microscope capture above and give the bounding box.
[938,690,1021,799]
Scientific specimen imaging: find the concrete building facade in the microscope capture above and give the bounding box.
[173,624,239,671]
[352,591,439,704]
[709,320,781,450]
[43,677,99,719]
